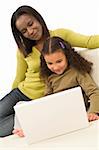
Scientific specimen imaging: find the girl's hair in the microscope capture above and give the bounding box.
[40,36,93,79]
[11,5,50,57]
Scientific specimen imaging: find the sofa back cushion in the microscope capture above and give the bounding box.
[79,48,99,87]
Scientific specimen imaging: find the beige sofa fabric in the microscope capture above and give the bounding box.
[79,48,99,87]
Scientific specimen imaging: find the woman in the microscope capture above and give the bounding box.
[0,5,99,137]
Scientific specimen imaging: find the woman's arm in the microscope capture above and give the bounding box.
[52,28,99,48]
[12,50,28,89]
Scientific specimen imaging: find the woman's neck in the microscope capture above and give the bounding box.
[35,37,45,52]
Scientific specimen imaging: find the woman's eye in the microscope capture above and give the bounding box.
[22,29,27,34]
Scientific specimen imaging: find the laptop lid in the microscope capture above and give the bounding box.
[14,87,89,144]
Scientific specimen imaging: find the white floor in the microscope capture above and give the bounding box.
[0,120,99,150]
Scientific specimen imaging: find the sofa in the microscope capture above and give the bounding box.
[79,48,99,87]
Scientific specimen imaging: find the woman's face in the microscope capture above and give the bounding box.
[44,50,68,75]
[16,14,43,41]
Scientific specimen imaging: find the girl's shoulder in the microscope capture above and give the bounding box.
[48,67,78,81]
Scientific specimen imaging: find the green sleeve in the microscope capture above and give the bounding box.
[12,50,28,89]
[52,28,99,48]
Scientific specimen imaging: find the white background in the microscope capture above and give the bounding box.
[0,0,99,98]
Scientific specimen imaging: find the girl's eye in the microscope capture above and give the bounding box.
[47,62,53,65]
[28,21,33,26]
[56,60,62,63]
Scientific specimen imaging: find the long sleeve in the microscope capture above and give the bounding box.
[77,72,99,113]
[51,28,99,48]
[44,80,53,96]
[12,50,28,89]
[12,48,45,99]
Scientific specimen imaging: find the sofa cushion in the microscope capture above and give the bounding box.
[79,48,99,87]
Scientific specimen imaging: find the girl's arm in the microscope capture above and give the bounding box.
[77,72,99,114]
[87,113,99,121]
[44,80,53,96]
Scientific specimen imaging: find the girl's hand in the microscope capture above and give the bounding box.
[12,128,25,137]
[87,113,99,122]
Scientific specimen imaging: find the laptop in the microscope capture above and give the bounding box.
[14,86,89,144]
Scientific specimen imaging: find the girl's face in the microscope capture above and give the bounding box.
[44,50,68,75]
[16,14,43,41]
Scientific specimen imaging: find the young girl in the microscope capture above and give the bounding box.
[40,36,99,121]
[13,36,99,137]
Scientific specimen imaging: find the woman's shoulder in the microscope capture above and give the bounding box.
[16,49,24,58]
[50,28,73,37]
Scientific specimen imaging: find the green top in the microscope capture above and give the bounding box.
[12,28,99,99]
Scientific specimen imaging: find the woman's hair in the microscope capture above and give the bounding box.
[40,36,93,80]
[11,5,50,57]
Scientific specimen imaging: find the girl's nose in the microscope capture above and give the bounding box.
[53,65,58,70]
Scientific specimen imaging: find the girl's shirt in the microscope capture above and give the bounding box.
[44,66,99,113]
[12,28,99,100]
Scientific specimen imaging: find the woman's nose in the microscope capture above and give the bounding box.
[27,27,33,35]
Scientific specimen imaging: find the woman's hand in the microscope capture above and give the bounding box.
[12,128,25,137]
[87,113,99,121]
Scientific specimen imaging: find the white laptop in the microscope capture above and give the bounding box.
[14,86,89,144]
